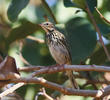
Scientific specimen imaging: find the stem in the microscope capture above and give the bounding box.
[95,7,110,24]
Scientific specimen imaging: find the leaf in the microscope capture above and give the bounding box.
[86,0,97,12]
[63,0,97,12]
[98,24,110,39]
[63,0,86,9]
[106,0,110,11]
[65,17,97,64]
[90,44,110,65]
[0,56,20,80]
[72,0,86,9]
[63,0,76,7]
[22,41,54,65]
[41,0,57,23]
[22,41,42,65]
[6,20,40,45]
[7,0,29,22]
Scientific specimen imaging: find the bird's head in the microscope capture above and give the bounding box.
[39,22,55,33]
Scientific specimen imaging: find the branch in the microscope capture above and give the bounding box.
[2,63,110,98]
[100,86,110,98]
[1,77,110,98]
[2,64,110,98]
[27,36,45,44]
[18,65,110,75]
[0,77,98,98]
[36,88,55,100]
[18,65,45,72]
[18,65,110,84]
[85,3,110,61]
[95,7,110,24]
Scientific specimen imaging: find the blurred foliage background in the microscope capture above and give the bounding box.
[0,0,110,100]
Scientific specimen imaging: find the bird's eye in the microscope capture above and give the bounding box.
[45,23,49,25]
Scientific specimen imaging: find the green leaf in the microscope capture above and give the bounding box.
[6,20,40,45]
[7,0,29,22]
[86,0,97,12]
[98,24,110,39]
[22,41,55,65]
[72,0,86,9]
[65,17,97,64]
[90,44,110,65]
[63,0,76,7]
[22,41,42,65]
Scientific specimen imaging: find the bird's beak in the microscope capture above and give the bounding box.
[39,24,45,29]
[39,24,45,28]
[39,24,48,33]
[39,24,42,27]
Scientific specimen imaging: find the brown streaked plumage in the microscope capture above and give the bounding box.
[40,21,79,89]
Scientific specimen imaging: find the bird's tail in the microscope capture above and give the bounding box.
[66,70,79,89]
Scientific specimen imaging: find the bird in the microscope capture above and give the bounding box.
[40,21,79,89]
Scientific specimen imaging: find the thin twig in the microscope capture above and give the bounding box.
[0,83,25,98]
[44,15,49,22]
[27,36,45,44]
[35,88,55,100]
[85,3,110,61]
[40,88,55,100]
[19,42,30,65]
[19,53,30,65]
[95,7,110,24]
